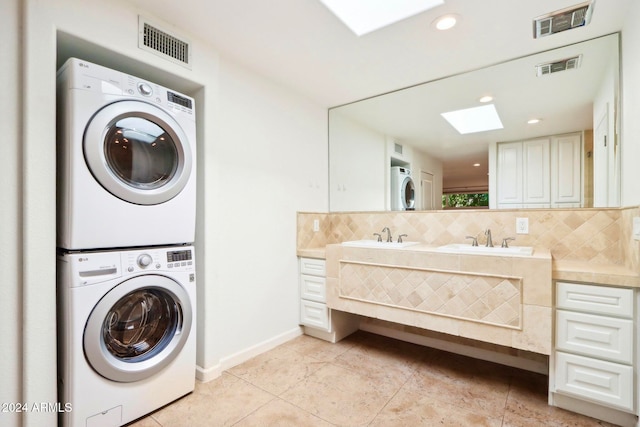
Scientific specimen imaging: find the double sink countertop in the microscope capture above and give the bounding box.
[297,244,640,288]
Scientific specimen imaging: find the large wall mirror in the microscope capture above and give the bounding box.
[329,33,620,212]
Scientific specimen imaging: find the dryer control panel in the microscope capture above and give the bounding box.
[58,57,195,118]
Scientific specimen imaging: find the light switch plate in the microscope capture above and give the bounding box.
[313,219,320,232]
[516,217,529,234]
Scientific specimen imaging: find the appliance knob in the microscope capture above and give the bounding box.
[137,254,152,268]
[137,82,153,96]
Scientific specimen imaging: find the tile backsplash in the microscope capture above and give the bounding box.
[298,207,640,268]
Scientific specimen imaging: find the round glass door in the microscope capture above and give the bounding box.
[84,275,192,382]
[103,288,180,361]
[103,116,178,191]
[402,177,416,209]
[84,100,193,205]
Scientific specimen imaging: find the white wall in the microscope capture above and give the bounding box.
[0,1,23,427]
[201,57,327,372]
[7,0,328,426]
[329,111,386,211]
[621,1,640,206]
[592,46,620,207]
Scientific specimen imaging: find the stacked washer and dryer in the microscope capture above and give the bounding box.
[56,58,198,427]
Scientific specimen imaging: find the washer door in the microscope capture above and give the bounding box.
[84,275,192,383]
[401,176,416,210]
[84,100,193,205]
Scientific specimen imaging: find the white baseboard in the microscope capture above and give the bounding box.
[195,327,303,383]
[360,322,549,374]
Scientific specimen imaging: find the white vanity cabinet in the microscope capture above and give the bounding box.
[551,281,636,419]
[496,133,582,208]
[299,257,330,330]
[298,257,359,343]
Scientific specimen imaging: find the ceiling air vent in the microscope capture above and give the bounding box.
[535,55,582,77]
[533,1,595,38]
[138,17,192,68]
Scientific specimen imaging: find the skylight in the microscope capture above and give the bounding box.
[441,104,504,134]
[318,0,445,36]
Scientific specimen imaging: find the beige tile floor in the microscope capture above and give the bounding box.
[130,331,617,426]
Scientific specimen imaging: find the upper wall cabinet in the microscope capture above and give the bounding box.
[497,133,582,209]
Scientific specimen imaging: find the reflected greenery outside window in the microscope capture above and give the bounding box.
[442,193,489,209]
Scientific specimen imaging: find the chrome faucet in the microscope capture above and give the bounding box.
[381,227,392,243]
[465,235,479,246]
[397,234,408,243]
[373,233,383,242]
[501,237,515,248]
[485,229,493,247]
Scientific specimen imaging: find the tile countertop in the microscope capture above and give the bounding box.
[297,245,640,288]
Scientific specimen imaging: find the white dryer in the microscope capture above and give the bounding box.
[56,58,196,250]
[390,166,415,211]
[57,245,196,427]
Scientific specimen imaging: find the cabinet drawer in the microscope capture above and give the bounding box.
[300,274,326,303]
[300,257,326,277]
[556,310,633,364]
[554,351,633,411]
[556,282,633,318]
[300,300,330,331]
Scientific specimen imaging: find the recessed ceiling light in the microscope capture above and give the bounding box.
[441,104,504,135]
[479,95,493,103]
[528,118,542,124]
[473,163,481,167]
[434,14,459,30]
[318,0,445,36]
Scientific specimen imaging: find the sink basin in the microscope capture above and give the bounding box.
[436,243,534,256]
[341,240,421,249]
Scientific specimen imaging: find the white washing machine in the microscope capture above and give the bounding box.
[390,166,415,211]
[57,246,196,427]
[56,58,197,250]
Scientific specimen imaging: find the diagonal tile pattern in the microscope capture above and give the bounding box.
[131,332,616,427]
[297,207,638,266]
[339,262,522,327]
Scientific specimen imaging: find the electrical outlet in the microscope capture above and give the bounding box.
[313,219,320,232]
[516,217,529,234]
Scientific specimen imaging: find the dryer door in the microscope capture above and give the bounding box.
[84,274,193,382]
[401,176,416,210]
[84,100,193,205]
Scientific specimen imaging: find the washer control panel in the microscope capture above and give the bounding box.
[125,247,194,273]
[63,246,195,287]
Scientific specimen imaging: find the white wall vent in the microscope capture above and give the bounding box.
[394,143,403,155]
[138,17,192,68]
[535,55,582,77]
[533,1,594,38]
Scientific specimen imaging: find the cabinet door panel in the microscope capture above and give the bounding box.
[300,300,330,331]
[300,274,326,303]
[556,310,633,364]
[554,134,582,203]
[300,257,326,276]
[497,142,523,204]
[557,282,633,317]
[523,139,550,203]
[554,352,633,411]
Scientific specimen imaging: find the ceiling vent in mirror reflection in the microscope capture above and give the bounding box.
[535,55,582,77]
[533,1,594,39]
